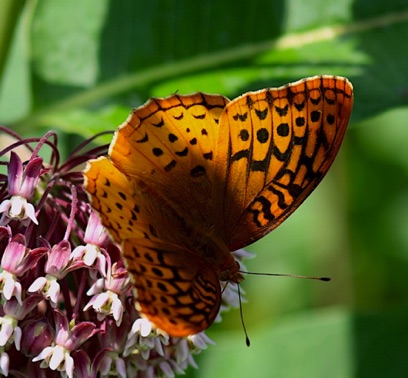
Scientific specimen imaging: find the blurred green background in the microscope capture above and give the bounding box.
[1,0,408,377]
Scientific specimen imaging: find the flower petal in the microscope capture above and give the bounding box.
[28,276,47,292]
[13,326,22,350]
[0,319,14,347]
[21,201,38,225]
[64,352,74,378]
[49,345,65,370]
[1,234,26,271]
[0,352,9,376]
[115,357,127,378]
[32,346,54,362]
[65,322,96,350]
[46,240,71,276]
[19,156,43,198]
[7,152,23,195]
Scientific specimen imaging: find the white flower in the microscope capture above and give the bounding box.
[100,352,127,378]
[84,286,124,326]
[131,318,153,338]
[33,345,74,378]
[71,243,107,277]
[188,332,215,350]
[84,263,130,327]
[0,271,22,304]
[0,196,38,226]
[28,275,60,308]
[123,319,172,362]
[0,315,21,350]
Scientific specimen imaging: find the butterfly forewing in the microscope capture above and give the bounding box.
[215,76,353,249]
[110,93,228,230]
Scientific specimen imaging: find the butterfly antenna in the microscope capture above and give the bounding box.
[235,271,329,345]
[221,280,229,294]
[237,283,250,347]
[239,271,331,282]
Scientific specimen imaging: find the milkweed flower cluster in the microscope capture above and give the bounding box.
[0,127,251,377]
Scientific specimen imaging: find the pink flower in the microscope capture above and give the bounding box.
[32,310,96,378]
[124,317,169,361]
[96,317,131,378]
[71,211,111,277]
[28,240,84,307]
[0,152,44,226]
[0,234,47,304]
[20,320,53,357]
[84,262,131,326]
[0,296,42,350]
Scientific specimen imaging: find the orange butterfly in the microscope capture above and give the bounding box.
[84,75,353,337]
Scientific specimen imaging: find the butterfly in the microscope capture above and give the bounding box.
[84,75,353,337]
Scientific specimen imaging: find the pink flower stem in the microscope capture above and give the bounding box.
[63,184,77,241]
[31,131,59,168]
[60,276,73,319]
[24,178,57,242]
[72,269,88,321]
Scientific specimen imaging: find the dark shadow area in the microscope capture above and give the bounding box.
[347,0,408,121]
[99,0,285,77]
[97,0,285,104]
[353,309,408,377]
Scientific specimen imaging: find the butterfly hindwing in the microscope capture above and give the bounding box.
[122,238,221,337]
[84,156,148,243]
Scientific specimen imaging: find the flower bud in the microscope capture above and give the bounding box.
[20,320,53,357]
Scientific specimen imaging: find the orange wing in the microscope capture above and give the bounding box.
[109,93,228,233]
[84,156,229,337]
[84,123,236,337]
[84,156,147,243]
[122,238,221,337]
[214,76,353,249]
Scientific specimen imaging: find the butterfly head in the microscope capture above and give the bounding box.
[219,259,243,284]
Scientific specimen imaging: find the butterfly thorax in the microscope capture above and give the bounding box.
[208,239,243,284]
[189,230,243,280]
[219,259,243,284]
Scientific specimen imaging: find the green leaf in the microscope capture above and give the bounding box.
[196,308,408,378]
[37,104,130,140]
[31,0,108,86]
